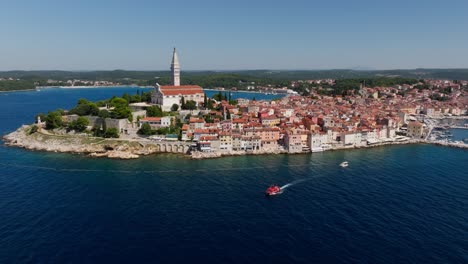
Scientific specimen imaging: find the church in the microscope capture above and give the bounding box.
[152,48,205,111]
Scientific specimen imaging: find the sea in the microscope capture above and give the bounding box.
[0,87,467,263]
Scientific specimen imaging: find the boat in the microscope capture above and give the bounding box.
[265,185,282,196]
[311,147,324,153]
[339,161,349,167]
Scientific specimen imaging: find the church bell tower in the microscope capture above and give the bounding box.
[171,47,180,86]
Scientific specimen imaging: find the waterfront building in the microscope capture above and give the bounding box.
[152,48,204,111]
[219,132,233,151]
[284,132,303,153]
[139,117,171,129]
[407,121,424,138]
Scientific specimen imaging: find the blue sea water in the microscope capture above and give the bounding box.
[0,88,467,263]
[451,128,468,141]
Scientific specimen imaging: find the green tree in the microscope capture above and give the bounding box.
[130,94,141,103]
[110,97,131,119]
[98,109,110,118]
[171,104,179,112]
[140,91,152,103]
[69,99,99,116]
[68,116,89,132]
[111,106,131,119]
[146,105,163,117]
[121,93,132,104]
[45,111,63,130]
[183,100,197,110]
[137,123,154,135]
[180,96,186,109]
[29,125,39,135]
[104,128,119,138]
[110,97,128,108]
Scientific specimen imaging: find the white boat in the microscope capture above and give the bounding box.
[339,161,349,167]
[311,147,324,153]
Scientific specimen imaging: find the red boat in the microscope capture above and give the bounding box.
[265,185,282,196]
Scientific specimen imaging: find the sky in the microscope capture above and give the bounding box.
[1,0,467,71]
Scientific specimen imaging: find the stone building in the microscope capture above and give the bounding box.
[152,48,204,111]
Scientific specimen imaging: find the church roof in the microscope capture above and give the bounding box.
[159,85,204,96]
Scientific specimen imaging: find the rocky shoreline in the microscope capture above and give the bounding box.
[2,125,162,159]
[2,125,467,160]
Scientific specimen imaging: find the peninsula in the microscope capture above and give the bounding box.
[3,49,468,159]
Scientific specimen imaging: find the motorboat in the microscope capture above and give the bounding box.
[265,185,282,196]
[339,161,349,167]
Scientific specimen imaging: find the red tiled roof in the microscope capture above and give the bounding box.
[160,85,204,96]
[141,117,161,121]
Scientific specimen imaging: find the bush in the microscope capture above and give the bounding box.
[98,109,110,118]
[68,116,89,132]
[104,128,119,138]
[146,105,163,117]
[29,125,39,135]
[171,104,179,112]
[69,99,99,116]
[45,111,63,130]
[137,123,154,135]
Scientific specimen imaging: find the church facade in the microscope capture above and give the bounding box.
[152,48,204,111]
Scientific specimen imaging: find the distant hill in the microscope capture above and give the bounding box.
[228,69,468,80]
[1,69,467,92]
[1,69,468,81]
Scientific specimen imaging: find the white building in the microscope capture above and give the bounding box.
[152,48,205,111]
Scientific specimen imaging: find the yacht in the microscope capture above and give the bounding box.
[339,161,349,168]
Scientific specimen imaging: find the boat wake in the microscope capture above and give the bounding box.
[280,179,309,190]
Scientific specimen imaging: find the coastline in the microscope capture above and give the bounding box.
[0,89,36,93]
[37,85,153,89]
[3,124,466,160]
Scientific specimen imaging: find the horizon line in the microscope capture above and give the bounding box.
[2,67,468,73]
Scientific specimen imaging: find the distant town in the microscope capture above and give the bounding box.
[3,49,468,159]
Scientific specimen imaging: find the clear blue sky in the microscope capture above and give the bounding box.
[1,0,467,71]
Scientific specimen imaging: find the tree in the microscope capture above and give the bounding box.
[212,91,227,101]
[104,128,119,138]
[183,100,197,110]
[130,94,141,103]
[137,123,154,135]
[68,116,89,132]
[29,125,39,135]
[226,110,231,120]
[110,97,131,119]
[146,105,163,117]
[180,96,186,109]
[45,111,63,130]
[110,97,128,108]
[98,109,110,118]
[140,91,152,103]
[111,105,131,119]
[121,93,132,105]
[69,99,99,116]
[203,93,207,107]
[171,104,179,112]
